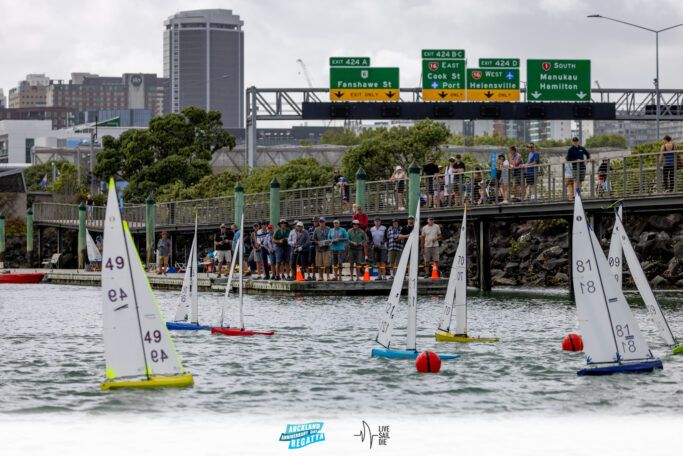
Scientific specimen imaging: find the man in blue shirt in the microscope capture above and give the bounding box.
[525,143,540,200]
[567,137,590,197]
[328,219,349,281]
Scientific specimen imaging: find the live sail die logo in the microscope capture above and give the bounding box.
[354,421,390,449]
[279,422,325,449]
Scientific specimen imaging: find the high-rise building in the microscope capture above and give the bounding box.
[164,9,244,128]
[0,89,6,108]
[8,74,50,108]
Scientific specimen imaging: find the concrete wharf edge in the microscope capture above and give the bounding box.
[41,271,449,296]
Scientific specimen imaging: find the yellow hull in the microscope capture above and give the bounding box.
[100,374,194,390]
[435,333,499,343]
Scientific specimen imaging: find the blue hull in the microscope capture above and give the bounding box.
[371,349,461,360]
[166,322,212,331]
[577,359,663,376]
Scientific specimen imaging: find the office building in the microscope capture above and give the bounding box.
[0,89,6,108]
[46,73,166,116]
[164,9,244,128]
[8,74,50,108]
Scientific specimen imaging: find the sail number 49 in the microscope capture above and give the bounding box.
[144,330,169,362]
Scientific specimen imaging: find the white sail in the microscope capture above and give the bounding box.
[123,221,185,376]
[102,183,147,379]
[572,193,653,364]
[607,204,623,288]
[86,229,102,263]
[218,237,241,328]
[406,208,419,351]
[190,218,199,324]
[238,214,245,330]
[375,209,420,349]
[101,181,185,379]
[615,214,677,346]
[438,208,467,334]
[588,227,653,361]
[173,240,194,322]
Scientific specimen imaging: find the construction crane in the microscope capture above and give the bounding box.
[296,59,314,88]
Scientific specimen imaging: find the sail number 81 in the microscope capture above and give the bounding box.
[578,281,596,294]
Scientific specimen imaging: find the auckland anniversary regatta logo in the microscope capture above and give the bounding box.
[279,422,326,449]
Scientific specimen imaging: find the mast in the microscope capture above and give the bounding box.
[239,214,245,330]
[406,207,419,351]
[190,217,199,325]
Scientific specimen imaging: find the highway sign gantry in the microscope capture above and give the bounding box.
[467,68,520,101]
[330,67,400,101]
[527,59,591,101]
[422,59,466,101]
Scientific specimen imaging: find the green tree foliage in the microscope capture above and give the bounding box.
[93,107,236,203]
[585,133,627,149]
[341,119,450,181]
[23,160,68,191]
[154,157,334,202]
[320,128,363,145]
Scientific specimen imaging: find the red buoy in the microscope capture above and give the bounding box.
[415,351,441,373]
[562,334,584,352]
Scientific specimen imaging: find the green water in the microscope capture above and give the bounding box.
[1,284,682,416]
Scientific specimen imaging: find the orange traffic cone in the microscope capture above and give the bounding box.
[294,265,305,282]
[362,265,372,282]
[430,262,440,279]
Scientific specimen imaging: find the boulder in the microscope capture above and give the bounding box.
[656,232,671,241]
[639,232,656,243]
[492,248,509,262]
[667,213,682,226]
[544,258,569,271]
[674,241,683,260]
[492,276,517,286]
[676,279,683,288]
[504,262,520,274]
[490,268,505,278]
[553,272,569,283]
[665,259,682,279]
[537,245,564,261]
[651,275,669,288]
[647,215,675,231]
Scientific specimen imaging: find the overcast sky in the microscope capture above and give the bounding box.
[1,0,683,96]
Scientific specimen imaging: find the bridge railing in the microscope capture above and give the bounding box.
[32,151,681,228]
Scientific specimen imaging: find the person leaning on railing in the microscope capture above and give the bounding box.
[525,143,540,201]
[391,165,407,210]
[660,135,680,192]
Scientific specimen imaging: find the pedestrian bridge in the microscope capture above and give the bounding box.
[32,150,683,234]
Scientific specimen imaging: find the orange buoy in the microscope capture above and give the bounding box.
[430,262,440,279]
[294,265,305,282]
[562,333,584,352]
[415,351,441,373]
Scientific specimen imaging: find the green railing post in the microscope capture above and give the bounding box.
[0,212,5,265]
[269,177,280,226]
[78,202,86,269]
[26,208,34,267]
[235,182,244,226]
[355,167,367,210]
[145,196,155,266]
[408,160,421,217]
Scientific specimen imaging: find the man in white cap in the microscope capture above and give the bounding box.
[288,221,310,278]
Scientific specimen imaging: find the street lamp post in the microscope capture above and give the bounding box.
[587,14,683,139]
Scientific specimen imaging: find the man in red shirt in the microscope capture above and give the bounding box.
[352,205,368,231]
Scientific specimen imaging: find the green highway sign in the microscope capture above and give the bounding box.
[422,59,466,100]
[467,68,520,101]
[421,49,465,59]
[330,67,400,101]
[479,58,519,68]
[329,57,371,67]
[527,59,591,101]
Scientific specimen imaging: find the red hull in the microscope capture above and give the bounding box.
[0,273,45,284]
[211,327,274,337]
